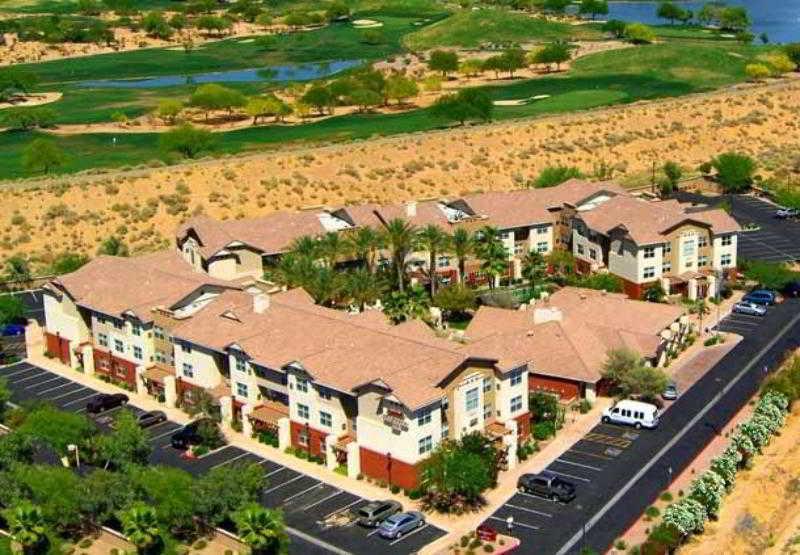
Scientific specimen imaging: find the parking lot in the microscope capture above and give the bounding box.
[482,422,643,546]
[0,361,446,554]
[714,310,764,336]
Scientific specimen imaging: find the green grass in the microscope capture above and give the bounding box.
[403,9,601,50]
[0,0,176,14]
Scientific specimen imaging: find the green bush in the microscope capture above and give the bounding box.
[483,545,495,553]
[390,484,401,494]
[408,488,423,500]
[645,505,660,518]
[660,491,674,502]
[533,421,556,440]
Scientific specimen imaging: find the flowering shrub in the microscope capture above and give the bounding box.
[730,429,757,460]
[688,470,726,518]
[710,447,740,490]
[663,498,707,536]
[739,420,771,451]
[760,391,789,412]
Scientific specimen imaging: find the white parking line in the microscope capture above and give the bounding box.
[263,473,304,494]
[505,503,552,518]
[13,373,49,385]
[25,376,63,389]
[389,523,429,545]
[546,470,591,483]
[61,392,99,407]
[367,528,382,537]
[555,458,602,472]
[49,386,89,401]
[149,426,180,442]
[324,498,362,519]
[303,489,343,511]
[2,367,38,378]
[35,381,75,395]
[488,516,539,531]
[282,482,322,505]
[211,451,250,469]
[265,465,288,477]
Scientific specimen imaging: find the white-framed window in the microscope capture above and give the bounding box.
[589,248,597,260]
[698,255,709,267]
[182,343,192,353]
[298,429,309,447]
[114,339,124,353]
[153,326,165,340]
[698,236,708,248]
[537,227,548,235]
[236,382,248,397]
[643,246,656,259]
[511,395,523,413]
[511,372,522,387]
[417,410,432,426]
[683,238,696,256]
[465,387,479,412]
[721,235,733,246]
[297,403,309,420]
[721,253,732,267]
[685,260,694,268]
[97,333,108,348]
[483,377,492,393]
[133,346,143,360]
[235,358,246,373]
[536,241,548,253]
[113,320,123,330]
[643,266,656,279]
[318,388,332,401]
[577,244,585,255]
[296,378,308,393]
[514,244,524,256]
[132,324,142,337]
[662,261,672,273]
[182,363,194,378]
[320,411,332,428]
[442,423,449,439]
[663,243,672,254]
[418,435,433,455]
[441,397,449,411]
[437,256,451,269]
[483,403,492,420]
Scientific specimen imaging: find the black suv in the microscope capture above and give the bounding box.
[86,393,129,414]
[517,471,576,503]
[170,418,214,450]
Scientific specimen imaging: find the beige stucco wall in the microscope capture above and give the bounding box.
[91,314,155,366]
[43,292,89,343]
[494,368,529,422]
[173,343,224,389]
[712,234,738,270]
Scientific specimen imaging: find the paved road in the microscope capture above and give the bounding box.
[0,361,446,555]
[483,298,800,554]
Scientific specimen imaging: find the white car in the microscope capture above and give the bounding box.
[602,400,660,429]
[775,207,800,219]
[732,302,767,317]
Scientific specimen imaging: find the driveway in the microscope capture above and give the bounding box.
[0,361,446,555]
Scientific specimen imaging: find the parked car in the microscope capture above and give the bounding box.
[357,500,402,527]
[517,471,576,503]
[602,399,660,429]
[732,301,767,316]
[0,323,25,336]
[742,289,776,306]
[662,382,679,401]
[86,393,129,414]
[378,511,425,539]
[775,207,799,219]
[137,410,167,428]
[170,418,214,450]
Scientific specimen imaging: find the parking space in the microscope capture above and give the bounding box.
[714,311,764,335]
[0,361,447,554]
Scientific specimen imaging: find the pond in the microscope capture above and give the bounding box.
[76,59,362,89]
[606,0,800,43]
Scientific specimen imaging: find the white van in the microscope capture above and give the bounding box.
[601,400,659,429]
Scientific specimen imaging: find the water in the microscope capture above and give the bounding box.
[76,59,363,89]
[605,0,800,43]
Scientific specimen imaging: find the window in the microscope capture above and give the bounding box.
[643,246,656,259]
[153,326,165,340]
[536,241,548,253]
[663,243,672,254]
[320,411,332,428]
[685,260,694,268]
[296,377,308,392]
[132,324,142,337]
[589,248,597,260]
[298,429,309,447]
[683,238,696,256]
[417,410,432,426]
[319,389,332,401]
[577,244,585,255]
[182,363,194,378]
[114,339,124,353]
[418,435,433,455]
[721,253,732,267]
[483,377,492,393]
[510,395,523,413]
[297,403,309,420]
[698,236,708,248]
[182,343,192,353]
[441,397,449,411]
[511,372,522,387]
[437,256,450,269]
[662,261,672,273]
[721,235,733,246]
[514,244,524,256]
[235,358,246,373]
[441,423,449,439]
[698,255,709,267]
[483,403,492,420]
[537,227,548,235]
[643,266,656,279]
[97,333,108,348]
[113,320,123,330]
[133,346,143,360]
[236,382,248,397]
[465,387,479,412]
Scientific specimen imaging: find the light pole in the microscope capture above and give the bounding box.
[67,444,80,468]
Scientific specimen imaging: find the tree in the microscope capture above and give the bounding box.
[430,89,492,126]
[382,286,429,323]
[50,252,89,275]
[22,138,65,175]
[343,268,384,311]
[432,284,476,320]
[657,2,687,25]
[16,406,93,455]
[741,260,798,291]
[745,63,771,82]
[0,296,24,326]
[418,224,450,296]
[531,42,572,72]
[427,50,459,78]
[196,15,232,36]
[0,67,37,102]
[130,466,196,533]
[189,83,245,120]
[663,160,683,188]
[621,365,669,402]
[663,498,706,536]
[624,23,657,44]
[710,152,756,192]
[736,31,754,45]
[644,281,667,303]
[98,235,129,256]
[764,52,796,75]
[301,85,333,115]
[169,13,187,30]
[350,88,382,112]
[95,409,152,469]
[532,165,583,188]
[142,11,173,39]
[4,255,32,283]
[246,96,275,125]
[325,0,350,21]
[451,228,474,285]
[382,218,418,292]
[234,503,289,554]
[578,0,608,20]
[347,226,383,274]
[120,504,161,552]
[4,503,47,553]
[385,74,418,105]
[474,226,508,289]
[82,469,137,526]
[601,348,641,384]
[785,43,800,69]
[2,107,56,131]
[719,6,750,32]
[10,464,84,533]
[542,0,571,13]
[495,48,527,78]
[459,58,484,79]
[194,462,265,526]
[156,99,183,125]
[521,250,547,295]
[159,124,215,159]
[602,19,627,39]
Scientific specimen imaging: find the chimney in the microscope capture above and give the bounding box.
[532,306,563,325]
[406,201,417,218]
[253,293,270,314]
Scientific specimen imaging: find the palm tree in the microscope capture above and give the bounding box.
[318,232,346,268]
[344,268,384,311]
[4,255,31,283]
[288,235,319,260]
[521,250,547,297]
[119,504,160,554]
[306,266,342,306]
[235,503,289,555]
[264,252,316,289]
[451,227,474,284]
[418,225,451,297]
[475,226,508,290]
[382,218,418,292]
[7,503,47,553]
[347,227,383,274]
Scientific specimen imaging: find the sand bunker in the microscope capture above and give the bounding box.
[0,92,62,110]
[493,94,550,106]
[352,19,383,28]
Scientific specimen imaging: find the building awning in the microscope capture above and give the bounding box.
[334,433,355,451]
[143,364,175,384]
[485,421,511,440]
[209,383,231,400]
[249,401,289,427]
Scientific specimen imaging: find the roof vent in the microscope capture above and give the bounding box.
[533,307,562,324]
[253,293,270,314]
[406,201,417,218]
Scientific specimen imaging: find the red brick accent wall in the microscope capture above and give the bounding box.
[290,421,328,458]
[530,374,581,400]
[514,412,532,439]
[44,332,70,365]
[575,259,592,275]
[93,349,136,387]
[622,279,646,300]
[359,446,420,491]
